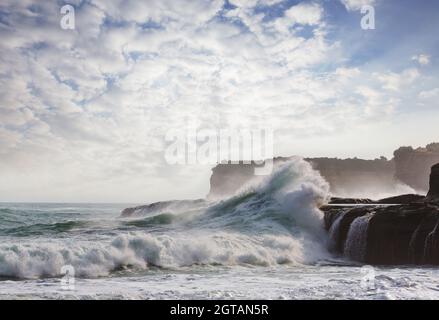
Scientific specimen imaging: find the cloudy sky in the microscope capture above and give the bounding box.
[0,0,438,203]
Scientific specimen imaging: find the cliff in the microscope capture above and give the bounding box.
[208,143,439,198]
[427,163,439,202]
[210,162,258,198]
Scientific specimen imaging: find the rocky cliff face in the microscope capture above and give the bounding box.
[323,163,439,265]
[208,143,439,198]
[427,163,439,202]
[209,162,257,198]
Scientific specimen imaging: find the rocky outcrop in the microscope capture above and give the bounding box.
[376,194,425,204]
[427,163,439,202]
[329,197,373,204]
[366,203,439,264]
[323,164,439,265]
[121,199,205,217]
[324,203,439,265]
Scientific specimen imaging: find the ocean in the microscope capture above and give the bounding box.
[1,160,439,300]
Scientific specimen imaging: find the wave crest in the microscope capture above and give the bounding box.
[0,158,331,279]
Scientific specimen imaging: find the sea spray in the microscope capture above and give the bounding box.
[0,158,332,279]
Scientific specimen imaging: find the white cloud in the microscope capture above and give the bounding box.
[419,88,439,99]
[285,3,323,26]
[92,0,224,26]
[270,3,323,35]
[375,68,420,91]
[412,54,431,66]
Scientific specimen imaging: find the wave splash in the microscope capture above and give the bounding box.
[0,158,331,279]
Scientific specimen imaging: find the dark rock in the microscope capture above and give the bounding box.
[329,197,373,204]
[121,199,205,217]
[324,202,439,265]
[427,163,439,202]
[424,220,439,264]
[365,203,438,265]
[325,194,424,206]
[322,207,344,231]
[408,211,439,264]
[322,163,439,265]
[322,166,439,265]
[377,194,425,204]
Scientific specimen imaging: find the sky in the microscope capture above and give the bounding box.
[0,0,438,203]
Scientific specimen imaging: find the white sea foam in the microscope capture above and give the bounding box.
[0,158,331,279]
[0,231,332,279]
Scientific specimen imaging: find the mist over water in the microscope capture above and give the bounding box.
[330,181,420,200]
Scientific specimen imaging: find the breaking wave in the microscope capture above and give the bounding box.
[0,158,332,279]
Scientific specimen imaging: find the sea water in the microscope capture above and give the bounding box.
[1,160,438,300]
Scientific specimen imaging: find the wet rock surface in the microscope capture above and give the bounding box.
[427,163,439,202]
[323,163,439,265]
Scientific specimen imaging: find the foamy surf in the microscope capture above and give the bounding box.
[0,158,332,279]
